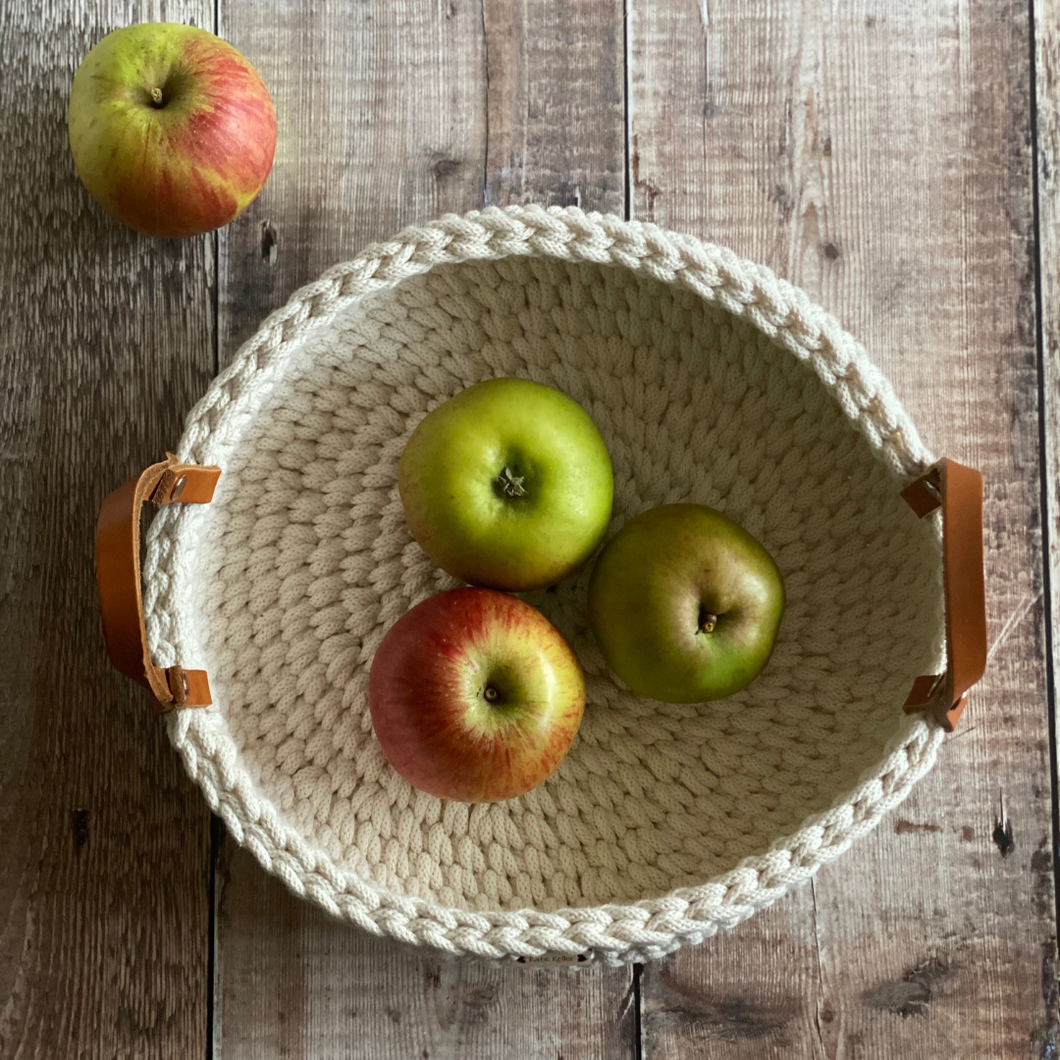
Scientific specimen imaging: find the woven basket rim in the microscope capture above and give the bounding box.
[146,204,945,963]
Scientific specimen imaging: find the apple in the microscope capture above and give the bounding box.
[399,378,613,591]
[588,504,784,703]
[68,23,276,238]
[369,588,585,802]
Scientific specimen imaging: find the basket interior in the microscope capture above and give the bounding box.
[181,255,943,913]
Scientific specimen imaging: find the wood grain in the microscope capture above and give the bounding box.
[212,2,632,1057]
[216,0,487,356]
[216,845,635,1060]
[630,0,1057,1057]
[640,898,823,1055]
[1037,18,1060,1058]
[0,3,214,1059]
[482,0,626,212]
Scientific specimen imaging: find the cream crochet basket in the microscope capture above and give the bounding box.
[104,206,987,964]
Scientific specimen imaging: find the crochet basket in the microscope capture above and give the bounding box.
[96,205,987,964]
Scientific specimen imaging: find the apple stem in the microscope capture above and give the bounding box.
[495,466,527,498]
[698,611,718,634]
[483,685,500,703]
[149,86,164,107]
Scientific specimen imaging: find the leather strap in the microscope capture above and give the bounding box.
[900,458,987,732]
[95,454,221,713]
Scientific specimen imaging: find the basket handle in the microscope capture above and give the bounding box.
[95,454,221,713]
[900,458,987,732]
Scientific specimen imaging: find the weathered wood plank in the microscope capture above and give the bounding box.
[0,4,214,1059]
[1036,13,1060,1056]
[483,0,626,211]
[217,845,635,1060]
[212,2,632,1056]
[631,0,1056,1057]
[216,0,489,357]
[640,900,823,1054]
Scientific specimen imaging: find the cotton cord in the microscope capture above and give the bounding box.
[142,205,946,964]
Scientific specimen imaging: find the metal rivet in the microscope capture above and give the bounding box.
[171,474,186,501]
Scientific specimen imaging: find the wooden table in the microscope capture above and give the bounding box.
[2,1,1058,1056]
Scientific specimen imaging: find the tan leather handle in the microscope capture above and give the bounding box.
[900,458,987,732]
[95,454,221,713]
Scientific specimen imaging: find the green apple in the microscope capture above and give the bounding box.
[398,378,614,591]
[588,504,784,702]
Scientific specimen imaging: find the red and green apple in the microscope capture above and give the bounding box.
[68,22,276,237]
[398,378,614,592]
[588,503,785,702]
[369,587,585,802]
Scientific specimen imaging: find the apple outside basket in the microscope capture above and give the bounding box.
[96,206,987,965]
